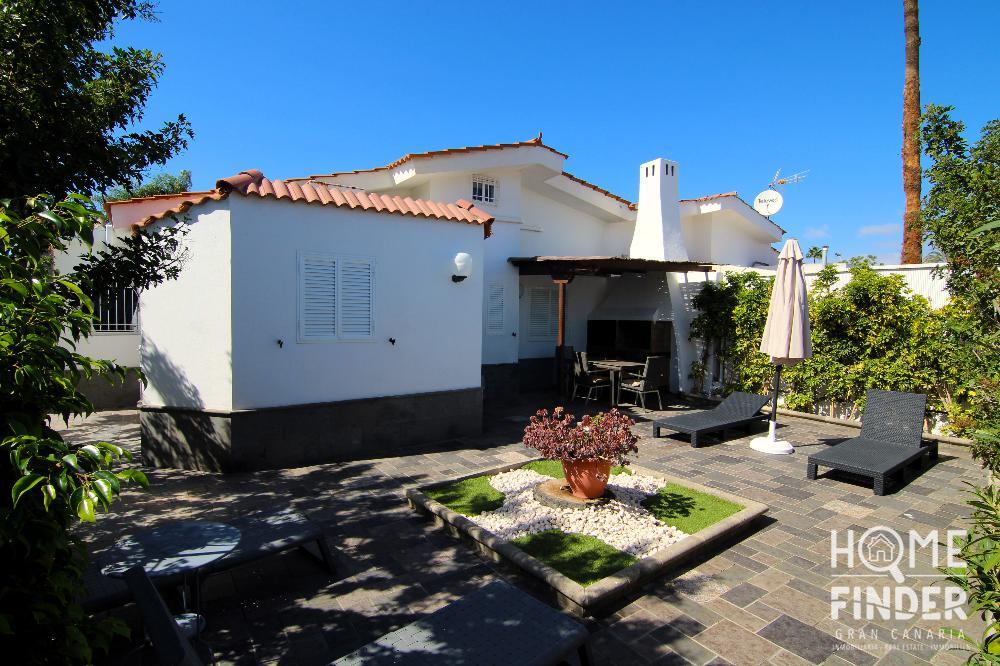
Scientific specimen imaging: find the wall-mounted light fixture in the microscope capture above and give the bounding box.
[452,252,472,283]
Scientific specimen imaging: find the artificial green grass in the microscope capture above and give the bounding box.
[641,483,744,534]
[522,459,632,478]
[424,475,504,516]
[510,530,638,586]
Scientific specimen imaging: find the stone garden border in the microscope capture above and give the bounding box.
[406,459,768,616]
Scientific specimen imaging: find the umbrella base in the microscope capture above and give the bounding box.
[750,421,794,455]
[750,436,795,455]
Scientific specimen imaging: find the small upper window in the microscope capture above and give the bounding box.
[471,174,496,205]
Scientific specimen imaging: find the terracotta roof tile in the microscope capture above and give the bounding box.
[302,133,568,178]
[129,170,494,237]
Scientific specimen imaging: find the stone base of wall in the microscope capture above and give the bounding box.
[78,372,141,410]
[518,358,555,392]
[141,387,483,472]
[481,363,519,406]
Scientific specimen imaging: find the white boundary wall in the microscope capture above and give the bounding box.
[728,262,950,309]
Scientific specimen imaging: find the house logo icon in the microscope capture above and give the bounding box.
[864,533,896,564]
[856,526,906,582]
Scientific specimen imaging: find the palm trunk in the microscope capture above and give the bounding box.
[901,0,922,263]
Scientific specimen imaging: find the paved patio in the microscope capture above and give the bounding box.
[63,396,987,665]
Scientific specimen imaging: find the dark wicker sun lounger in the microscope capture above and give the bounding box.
[82,508,334,612]
[333,580,591,666]
[652,392,770,448]
[807,389,937,495]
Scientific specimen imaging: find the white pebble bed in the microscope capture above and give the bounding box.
[471,468,687,559]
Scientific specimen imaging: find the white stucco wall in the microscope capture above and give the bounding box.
[228,196,485,410]
[519,189,630,257]
[139,201,233,410]
[481,220,520,365]
[425,171,523,223]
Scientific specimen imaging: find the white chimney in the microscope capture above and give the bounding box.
[629,158,688,262]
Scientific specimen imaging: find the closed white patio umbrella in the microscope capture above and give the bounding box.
[750,238,812,455]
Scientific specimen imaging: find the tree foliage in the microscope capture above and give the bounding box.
[0,196,185,662]
[103,169,192,202]
[922,105,1000,330]
[920,106,1000,662]
[0,1,193,199]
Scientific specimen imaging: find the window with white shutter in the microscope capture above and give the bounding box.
[299,253,337,341]
[486,282,504,335]
[298,253,374,342]
[339,258,375,339]
[527,285,559,339]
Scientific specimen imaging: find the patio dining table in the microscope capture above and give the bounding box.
[101,520,241,635]
[590,359,645,407]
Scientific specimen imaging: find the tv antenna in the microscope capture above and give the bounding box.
[769,168,809,189]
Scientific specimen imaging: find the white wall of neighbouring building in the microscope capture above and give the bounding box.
[227,196,486,410]
[804,262,950,308]
[54,232,142,368]
[728,262,951,309]
[140,200,234,411]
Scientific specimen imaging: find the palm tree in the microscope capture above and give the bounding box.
[901,0,922,263]
[806,246,824,263]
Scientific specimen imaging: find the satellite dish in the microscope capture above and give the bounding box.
[753,189,784,216]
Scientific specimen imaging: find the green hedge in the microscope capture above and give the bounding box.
[690,261,980,435]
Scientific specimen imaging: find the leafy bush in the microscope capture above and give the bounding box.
[0,196,183,662]
[523,408,638,465]
[944,483,1000,662]
[690,261,974,427]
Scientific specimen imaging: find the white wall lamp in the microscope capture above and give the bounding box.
[452,252,472,283]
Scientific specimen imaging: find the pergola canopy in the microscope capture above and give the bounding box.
[508,256,711,277]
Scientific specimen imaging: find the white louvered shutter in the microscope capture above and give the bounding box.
[339,258,374,338]
[528,286,557,339]
[486,282,504,335]
[299,254,337,340]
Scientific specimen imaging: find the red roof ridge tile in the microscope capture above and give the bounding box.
[559,170,637,210]
[298,134,567,179]
[679,191,739,203]
[125,170,494,237]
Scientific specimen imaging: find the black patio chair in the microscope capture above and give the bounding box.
[619,355,669,410]
[652,392,770,447]
[807,389,936,495]
[571,351,611,404]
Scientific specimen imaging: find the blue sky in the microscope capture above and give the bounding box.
[111,1,999,263]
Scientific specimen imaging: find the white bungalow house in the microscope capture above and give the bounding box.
[103,136,784,470]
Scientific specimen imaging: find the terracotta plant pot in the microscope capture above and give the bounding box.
[562,458,613,499]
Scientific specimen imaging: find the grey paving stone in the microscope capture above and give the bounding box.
[721,583,768,608]
[758,615,875,665]
[58,406,984,664]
